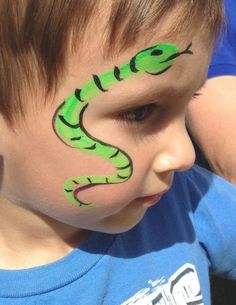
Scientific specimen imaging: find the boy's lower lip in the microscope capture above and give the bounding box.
[141,193,163,207]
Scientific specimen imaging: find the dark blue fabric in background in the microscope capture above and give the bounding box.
[206,2,236,305]
[208,0,236,78]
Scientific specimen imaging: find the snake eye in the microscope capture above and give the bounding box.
[151,49,163,56]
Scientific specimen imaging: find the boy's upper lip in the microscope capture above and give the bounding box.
[141,188,170,198]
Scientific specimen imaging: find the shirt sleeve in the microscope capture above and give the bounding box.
[208,0,236,78]
[185,166,236,279]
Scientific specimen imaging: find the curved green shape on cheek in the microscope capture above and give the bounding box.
[52,42,193,207]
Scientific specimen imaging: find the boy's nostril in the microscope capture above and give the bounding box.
[151,49,163,56]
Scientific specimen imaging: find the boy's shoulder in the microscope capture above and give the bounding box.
[170,165,236,234]
[173,164,236,203]
[164,165,236,276]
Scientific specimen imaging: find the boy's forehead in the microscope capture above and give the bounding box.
[64,4,212,112]
[91,67,206,114]
[68,32,210,105]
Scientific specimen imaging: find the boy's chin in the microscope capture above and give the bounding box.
[93,211,146,234]
[100,224,138,235]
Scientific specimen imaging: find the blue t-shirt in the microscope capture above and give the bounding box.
[208,0,236,78]
[0,165,236,305]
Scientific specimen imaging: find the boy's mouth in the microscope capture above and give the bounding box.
[140,190,169,207]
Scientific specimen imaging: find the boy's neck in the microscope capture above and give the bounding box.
[0,197,89,270]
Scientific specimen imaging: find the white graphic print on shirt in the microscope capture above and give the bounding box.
[121,263,203,305]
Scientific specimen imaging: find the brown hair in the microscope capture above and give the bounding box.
[0,0,224,125]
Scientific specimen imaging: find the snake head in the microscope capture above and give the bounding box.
[131,43,193,75]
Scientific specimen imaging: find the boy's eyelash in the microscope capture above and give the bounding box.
[117,91,201,126]
[117,104,158,125]
[192,92,202,99]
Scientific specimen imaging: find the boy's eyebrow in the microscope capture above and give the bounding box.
[109,79,207,111]
[111,90,165,111]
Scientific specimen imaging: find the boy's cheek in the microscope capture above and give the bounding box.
[2,137,141,213]
[1,110,151,212]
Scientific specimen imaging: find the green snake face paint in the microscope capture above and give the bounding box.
[52,42,193,207]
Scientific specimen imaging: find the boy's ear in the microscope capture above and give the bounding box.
[0,115,4,191]
[0,113,10,153]
[0,114,9,192]
[0,114,5,147]
[0,155,3,192]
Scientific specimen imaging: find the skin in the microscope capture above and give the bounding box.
[0,25,211,268]
[54,42,193,207]
[187,76,236,184]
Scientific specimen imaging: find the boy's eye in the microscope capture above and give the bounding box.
[192,92,202,99]
[119,104,157,124]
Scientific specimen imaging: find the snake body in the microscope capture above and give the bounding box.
[53,42,193,207]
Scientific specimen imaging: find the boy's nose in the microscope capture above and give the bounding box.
[152,123,196,174]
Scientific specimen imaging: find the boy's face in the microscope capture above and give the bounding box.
[0,28,211,234]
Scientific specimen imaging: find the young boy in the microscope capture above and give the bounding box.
[0,1,235,304]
